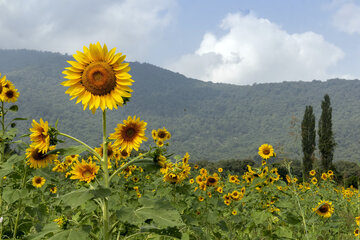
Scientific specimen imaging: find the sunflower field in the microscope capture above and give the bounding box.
[0,42,359,239]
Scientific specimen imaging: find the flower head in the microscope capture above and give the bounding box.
[32,176,46,188]
[62,42,133,113]
[258,144,275,159]
[109,116,147,152]
[70,157,100,183]
[26,146,57,168]
[29,118,50,154]
[313,200,334,218]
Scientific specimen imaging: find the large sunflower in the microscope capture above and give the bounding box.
[26,146,57,168]
[258,144,275,159]
[29,118,50,153]
[312,200,334,218]
[70,158,99,183]
[62,42,133,113]
[109,116,147,152]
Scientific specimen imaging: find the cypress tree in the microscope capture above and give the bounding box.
[301,106,316,180]
[318,94,336,171]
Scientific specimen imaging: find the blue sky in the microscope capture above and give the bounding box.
[0,0,360,85]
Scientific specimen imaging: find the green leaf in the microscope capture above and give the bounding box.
[9,105,18,112]
[90,186,111,198]
[274,226,293,238]
[2,188,27,204]
[12,117,27,121]
[47,145,88,156]
[29,222,60,240]
[48,228,89,240]
[61,188,93,208]
[140,226,182,239]
[135,198,184,228]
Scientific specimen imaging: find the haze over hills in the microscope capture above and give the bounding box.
[0,49,360,163]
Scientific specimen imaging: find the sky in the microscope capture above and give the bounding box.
[1,0,360,85]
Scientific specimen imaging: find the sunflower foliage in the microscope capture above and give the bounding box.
[0,44,360,239]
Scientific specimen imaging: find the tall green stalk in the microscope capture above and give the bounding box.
[102,110,110,240]
[0,101,5,238]
[12,162,27,238]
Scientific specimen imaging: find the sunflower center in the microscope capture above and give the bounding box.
[83,170,92,178]
[319,205,329,213]
[107,147,113,157]
[31,150,46,160]
[158,131,166,139]
[5,90,14,98]
[126,128,136,138]
[263,149,270,155]
[35,178,42,184]
[82,62,116,96]
[121,150,128,157]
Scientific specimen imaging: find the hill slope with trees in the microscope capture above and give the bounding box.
[0,49,360,163]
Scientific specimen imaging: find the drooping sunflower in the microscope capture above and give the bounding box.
[32,176,46,188]
[313,200,334,218]
[0,73,7,100]
[258,144,275,159]
[62,42,133,113]
[29,118,50,153]
[70,158,99,183]
[109,116,148,152]
[26,146,57,168]
[3,87,19,102]
[95,142,116,159]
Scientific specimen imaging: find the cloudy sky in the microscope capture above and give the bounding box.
[0,0,360,85]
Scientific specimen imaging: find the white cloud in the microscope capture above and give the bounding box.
[333,2,360,34]
[169,12,344,85]
[0,0,177,60]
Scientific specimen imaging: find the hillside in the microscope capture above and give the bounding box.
[0,49,359,162]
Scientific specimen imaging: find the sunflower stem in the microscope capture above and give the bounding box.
[0,101,5,239]
[102,110,110,240]
[13,162,27,238]
[109,154,151,182]
[58,132,102,160]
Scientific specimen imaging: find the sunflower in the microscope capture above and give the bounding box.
[109,116,147,152]
[156,139,164,147]
[50,186,57,194]
[194,164,199,169]
[232,210,237,215]
[218,168,223,173]
[182,152,190,164]
[70,158,100,183]
[0,73,7,100]
[3,87,19,102]
[189,179,194,184]
[64,155,78,165]
[95,142,116,159]
[26,146,57,168]
[155,127,171,141]
[119,149,131,159]
[258,144,275,159]
[309,170,316,176]
[206,175,218,187]
[199,168,207,175]
[217,186,223,193]
[355,228,359,236]
[32,176,46,188]
[313,200,334,218]
[62,42,133,113]
[198,196,204,202]
[29,118,50,154]
[356,216,360,226]
[321,173,328,181]
[311,177,318,185]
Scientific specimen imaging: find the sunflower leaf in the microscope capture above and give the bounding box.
[47,145,87,156]
[61,188,93,208]
[9,105,18,112]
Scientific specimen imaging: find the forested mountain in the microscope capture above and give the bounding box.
[0,49,359,163]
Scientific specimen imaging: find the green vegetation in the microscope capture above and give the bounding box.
[1,49,360,163]
[301,106,316,181]
[318,94,336,171]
